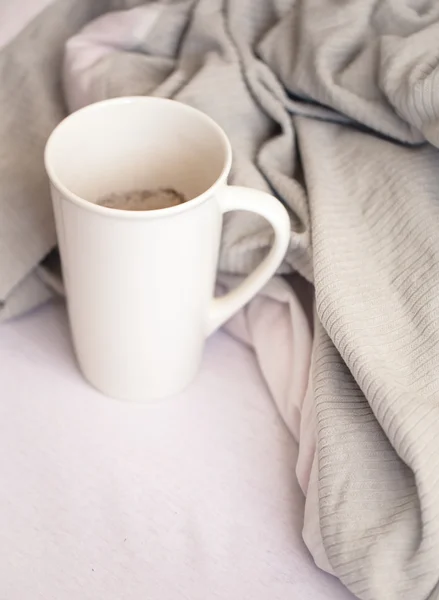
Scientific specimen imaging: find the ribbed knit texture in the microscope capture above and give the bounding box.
[3,1,439,598]
[302,120,439,600]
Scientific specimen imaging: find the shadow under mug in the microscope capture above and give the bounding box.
[44,97,291,401]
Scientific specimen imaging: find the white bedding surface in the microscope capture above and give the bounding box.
[0,302,354,600]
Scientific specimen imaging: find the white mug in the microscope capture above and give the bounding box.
[44,97,290,401]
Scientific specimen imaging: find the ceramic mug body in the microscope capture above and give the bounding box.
[45,97,290,400]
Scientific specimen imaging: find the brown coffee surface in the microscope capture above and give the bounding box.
[97,188,188,211]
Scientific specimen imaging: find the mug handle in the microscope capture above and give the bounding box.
[207,185,291,335]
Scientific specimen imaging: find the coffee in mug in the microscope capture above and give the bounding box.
[97,188,187,211]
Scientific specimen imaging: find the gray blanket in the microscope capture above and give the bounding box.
[3,1,439,598]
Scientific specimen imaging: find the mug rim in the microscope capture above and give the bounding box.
[44,96,232,219]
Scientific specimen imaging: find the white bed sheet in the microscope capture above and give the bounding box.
[0,302,354,600]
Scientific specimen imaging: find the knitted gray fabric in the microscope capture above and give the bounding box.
[3,1,439,598]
